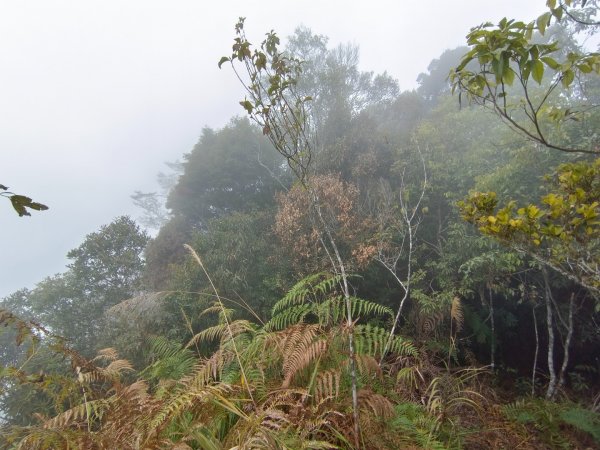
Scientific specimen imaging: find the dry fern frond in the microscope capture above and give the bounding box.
[314,369,341,403]
[358,389,394,420]
[418,311,445,336]
[43,399,109,430]
[356,354,383,379]
[450,296,464,334]
[283,339,328,388]
[186,319,253,349]
[93,347,119,363]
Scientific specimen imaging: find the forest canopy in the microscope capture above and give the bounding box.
[1,1,600,448]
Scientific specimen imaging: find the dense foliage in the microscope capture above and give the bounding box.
[1,1,599,448]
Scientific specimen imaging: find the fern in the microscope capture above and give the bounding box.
[450,296,464,333]
[142,336,196,382]
[314,369,341,403]
[560,407,600,443]
[358,389,394,419]
[354,324,418,358]
[317,296,393,326]
[265,304,312,331]
[391,402,447,450]
[504,399,600,446]
[271,273,342,315]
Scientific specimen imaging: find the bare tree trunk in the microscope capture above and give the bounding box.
[558,292,575,389]
[488,286,495,371]
[532,304,539,396]
[543,267,558,400]
[377,155,426,365]
[312,192,361,447]
[379,207,414,365]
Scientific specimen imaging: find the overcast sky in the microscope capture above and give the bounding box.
[0,0,544,298]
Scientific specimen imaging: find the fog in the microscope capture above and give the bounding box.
[0,0,542,298]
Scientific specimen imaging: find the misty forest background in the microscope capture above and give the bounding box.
[1,1,600,449]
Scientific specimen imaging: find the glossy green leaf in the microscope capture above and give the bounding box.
[532,60,544,84]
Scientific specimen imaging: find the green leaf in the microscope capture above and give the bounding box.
[9,195,32,217]
[562,69,575,88]
[254,52,267,71]
[8,194,49,216]
[532,60,544,84]
[28,202,49,212]
[537,12,552,35]
[541,56,560,70]
[217,56,230,69]
[551,7,563,20]
[503,68,515,85]
[239,100,254,114]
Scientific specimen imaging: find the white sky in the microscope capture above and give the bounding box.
[0,0,544,297]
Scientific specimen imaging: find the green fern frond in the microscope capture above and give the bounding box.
[560,407,600,443]
[140,336,197,382]
[271,273,341,315]
[349,297,394,321]
[354,324,418,358]
[265,304,312,331]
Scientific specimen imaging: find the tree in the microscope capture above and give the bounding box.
[0,216,150,356]
[286,26,399,143]
[454,0,600,399]
[417,46,469,104]
[167,118,287,228]
[131,160,182,231]
[450,4,600,154]
[220,18,364,443]
[460,158,599,297]
[67,216,149,305]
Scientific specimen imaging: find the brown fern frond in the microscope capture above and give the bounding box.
[77,358,133,384]
[43,398,109,430]
[93,347,119,363]
[182,351,226,389]
[262,388,307,409]
[451,296,464,333]
[358,389,394,420]
[356,354,383,379]
[283,339,328,388]
[279,324,319,357]
[103,359,135,376]
[419,311,444,336]
[314,369,341,403]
